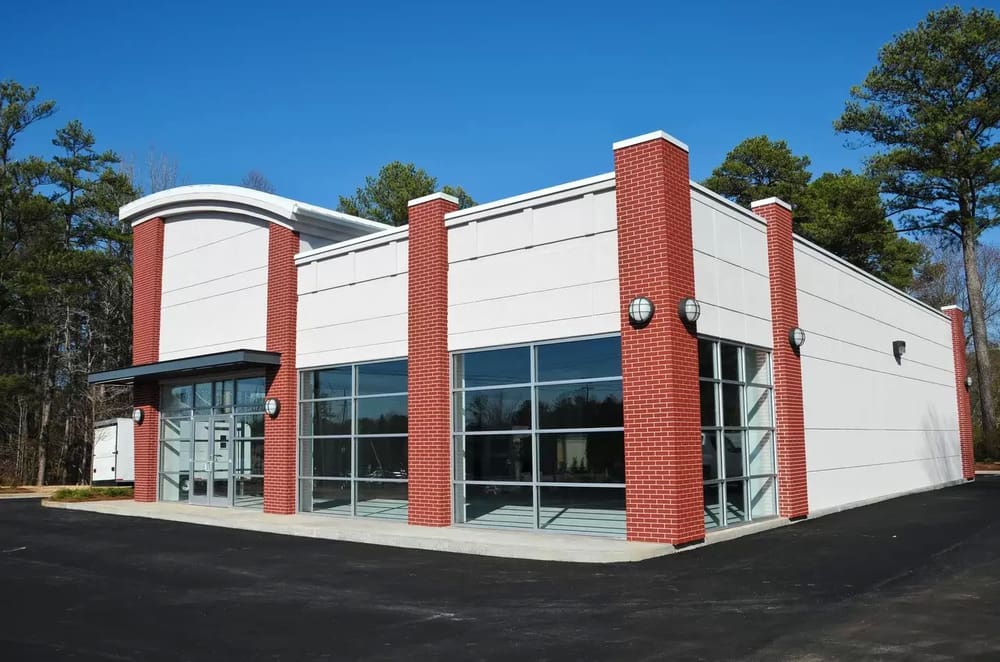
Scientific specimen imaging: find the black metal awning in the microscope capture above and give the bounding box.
[87,349,281,386]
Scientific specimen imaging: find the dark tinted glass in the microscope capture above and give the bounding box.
[463,484,533,528]
[358,360,407,395]
[306,367,352,400]
[235,377,265,411]
[462,434,532,481]
[312,438,351,477]
[536,337,621,382]
[701,430,719,481]
[303,400,351,436]
[698,339,716,378]
[214,380,234,408]
[720,344,740,381]
[357,395,408,434]
[309,480,351,512]
[194,383,212,411]
[725,480,747,524]
[536,381,623,429]
[700,381,717,427]
[233,414,264,438]
[704,483,722,529]
[232,439,264,475]
[460,388,532,432]
[537,487,625,535]
[163,384,193,411]
[537,432,624,483]
[356,482,408,519]
[357,437,408,479]
[723,431,745,478]
[458,347,530,387]
[722,383,742,427]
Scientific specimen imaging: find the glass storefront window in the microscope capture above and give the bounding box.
[453,336,625,538]
[298,359,408,520]
[698,338,777,530]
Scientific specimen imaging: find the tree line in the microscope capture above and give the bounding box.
[0,6,997,486]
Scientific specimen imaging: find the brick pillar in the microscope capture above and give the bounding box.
[942,306,975,480]
[263,223,299,514]
[407,192,459,526]
[131,217,164,502]
[752,197,809,519]
[614,131,704,546]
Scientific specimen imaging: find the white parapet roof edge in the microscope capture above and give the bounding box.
[750,197,792,211]
[612,130,689,153]
[444,172,615,225]
[295,224,409,265]
[408,191,460,207]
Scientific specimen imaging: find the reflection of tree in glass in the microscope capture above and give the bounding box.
[465,392,531,431]
[538,387,623,429]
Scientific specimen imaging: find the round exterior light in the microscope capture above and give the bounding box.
[264,397,281,418]
[965,375,974,389]
[132,408,144,424]
[788,327,806,349]
[628,297,655,327]
[678,297,701,324]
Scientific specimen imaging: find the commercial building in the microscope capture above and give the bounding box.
[89,131,975,546]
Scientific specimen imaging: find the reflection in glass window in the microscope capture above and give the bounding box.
[698,339,776,530]
[298,359,409,521]
[453,336,625,537]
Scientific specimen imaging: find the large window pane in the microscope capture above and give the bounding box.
[159,473,190,502]
[746,386,772,427]
[698,339,716,379]
[460,387,531,432]
[235,377,266,411]
[744,348,771,385]
[749,476,777,519]
[232,439,264,475]
[356,482,408,520]
[536,337,621,382]
[536,381,623,429]
[162,384,193,412]
[701,430,719,481]
[722,383,742,427]
[704,483,722,530]
[457,347,530,388]
[461,434,532,482]
[308,479,352,515]
[357,437,408,479]
[233,476,263,508]
[356,395,407,434]
[304,367,352,400]
[723,431,745,478]
[700,381,717,427]
[747,429,775,476]
[721,344,740,381]
[358,360,407,395]
[724,480,747,525]
[538,486,625,537]
[537,432,624,484]
[213,380,234,409]
[302,400,352,436]
[460,484,534,529]
[233,414,264,439]
[194,382,212,411]
[311,438,351,477]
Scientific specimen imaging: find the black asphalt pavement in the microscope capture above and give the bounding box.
[2,479,1000,661]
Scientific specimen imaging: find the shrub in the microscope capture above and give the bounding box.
[50,487,134,502]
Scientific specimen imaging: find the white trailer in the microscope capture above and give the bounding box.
[92,418,135,485]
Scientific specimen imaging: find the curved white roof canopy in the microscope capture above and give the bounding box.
[121,184,389,240]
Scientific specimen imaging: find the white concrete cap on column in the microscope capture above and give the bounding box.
[750,197,793,211]
[407,191,460,207]
[941,305,961,311]
[612,130,689,153]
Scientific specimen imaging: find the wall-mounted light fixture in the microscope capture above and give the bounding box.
[965,375,974,389]
[628,297,655,328]
[788,327,806,349]
[132,408,144,424]
[677,297,701,324]
[893,340,907,360]
[265,397,281,418]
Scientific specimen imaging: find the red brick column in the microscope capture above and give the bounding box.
[752,197,809,519]
[407,192,459,526]
[263,223,299,514]
[942,306,975,480]
[131,217,164,502]
[614,131,704,546]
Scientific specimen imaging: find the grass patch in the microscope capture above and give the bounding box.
[0,486,33,494]
[49,487,134,502]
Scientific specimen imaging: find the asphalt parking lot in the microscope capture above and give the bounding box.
[2,478,999,661]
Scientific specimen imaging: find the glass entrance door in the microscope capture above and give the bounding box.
[190,415,232,506]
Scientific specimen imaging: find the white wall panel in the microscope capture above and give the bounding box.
[447,191,619,352]
[690,191,772,348]
[795,240,962,512]
[159,214,269,361]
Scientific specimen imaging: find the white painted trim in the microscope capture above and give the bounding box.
[689,182,768,230]
[750,197,792,211]
[408,191,460,207]
[940,305,961,312]
[612,130,689,153]
[295,225,409,265]
[445,172,616,226]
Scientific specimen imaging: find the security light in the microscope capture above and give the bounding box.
[628,297,655,327]
[677,297,701,324]
[965,375,973,389]
[788,327,806,349]
[893,340,906,360]
[265,397,281,418]
[132,408,144,424]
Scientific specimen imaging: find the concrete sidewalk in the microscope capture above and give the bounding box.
[41,498,790,563]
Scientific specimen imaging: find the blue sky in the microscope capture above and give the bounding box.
[3,0,989,215]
